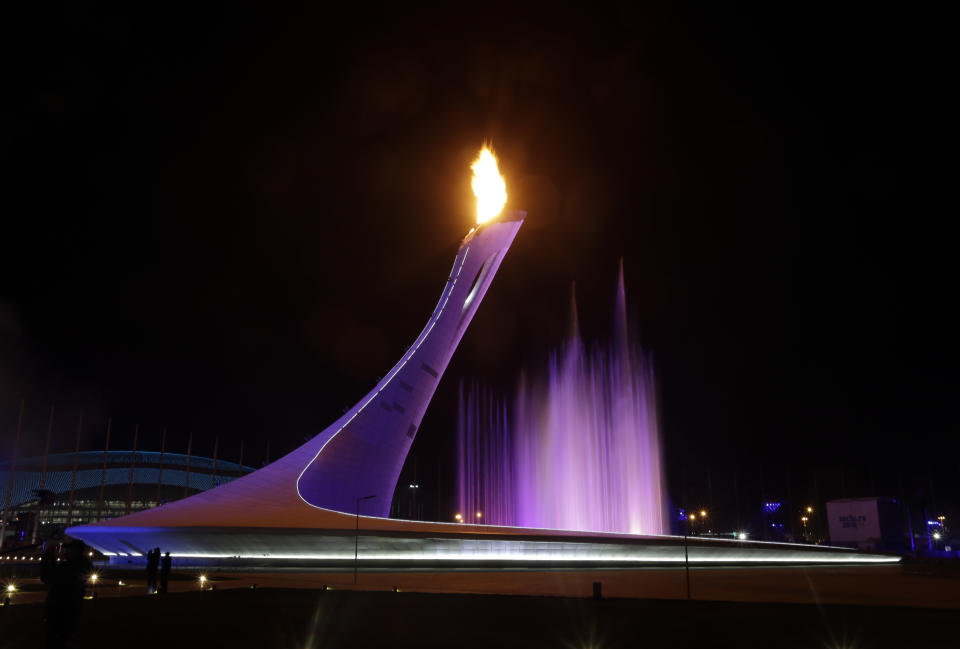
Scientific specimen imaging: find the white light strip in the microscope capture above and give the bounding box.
[295,245,472,509]
[154,551,900,564]
[324,515,881,557]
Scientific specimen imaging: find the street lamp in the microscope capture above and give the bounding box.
[684,514,693,600]
[408,484,419,520]
[354,494,376,585]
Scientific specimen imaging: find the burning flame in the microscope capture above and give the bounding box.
[471,146,507,225]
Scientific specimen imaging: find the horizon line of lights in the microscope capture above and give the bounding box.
[86,550,900,564]
[84,538,901,564]
[72,523,895,554]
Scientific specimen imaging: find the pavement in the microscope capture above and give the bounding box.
[3,561,957,609]
[1,585,958,649]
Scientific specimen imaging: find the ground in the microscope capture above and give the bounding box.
[2,562,958,647]
[1,585,958,649]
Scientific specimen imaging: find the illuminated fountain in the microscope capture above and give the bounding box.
[457,264,666,535]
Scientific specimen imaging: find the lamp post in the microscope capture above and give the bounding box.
[685,513,695,600]
[354,494,376,585]
[408,484,419,520]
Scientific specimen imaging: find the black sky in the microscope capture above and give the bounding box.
[2,2,957,521]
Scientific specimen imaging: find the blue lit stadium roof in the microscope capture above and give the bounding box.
[0,451,254,508]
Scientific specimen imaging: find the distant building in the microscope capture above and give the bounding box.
[0,451,253,545]
[826,497,906,552]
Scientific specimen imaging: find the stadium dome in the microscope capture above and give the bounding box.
[0,450,253,544]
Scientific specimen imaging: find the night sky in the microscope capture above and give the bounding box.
[2,3,956,524]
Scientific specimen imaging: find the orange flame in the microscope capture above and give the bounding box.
[471,146,507,224]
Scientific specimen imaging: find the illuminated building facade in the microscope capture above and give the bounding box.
[0,451,251,545]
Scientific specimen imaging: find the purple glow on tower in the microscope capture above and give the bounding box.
[457,264,666,535]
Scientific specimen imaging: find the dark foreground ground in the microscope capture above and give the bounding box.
[1,588,957,649]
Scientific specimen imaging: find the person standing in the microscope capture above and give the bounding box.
[159,551,172,594]
[41,539,92,649]
[146,547,160,594]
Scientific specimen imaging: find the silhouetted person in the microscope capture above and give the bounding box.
[159,552,172,594]
[146,547,160,593]
[41,539,92,649]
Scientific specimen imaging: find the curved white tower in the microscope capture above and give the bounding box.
[296,213,526,516]
[66,213,525,554]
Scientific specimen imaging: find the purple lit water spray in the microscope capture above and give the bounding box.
[457,264,666,535]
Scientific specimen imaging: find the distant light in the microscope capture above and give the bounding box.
[688,514,696,521]
[118,580,124,586]
[5,584,14,593]
[737,532,748,540]
[199,575,207,583]
[475,512,482,519]
[806,506,813,513]
[88,551,93,557]
[89,573,99,583]
[933,533,942,540]
[454,513,463,522]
